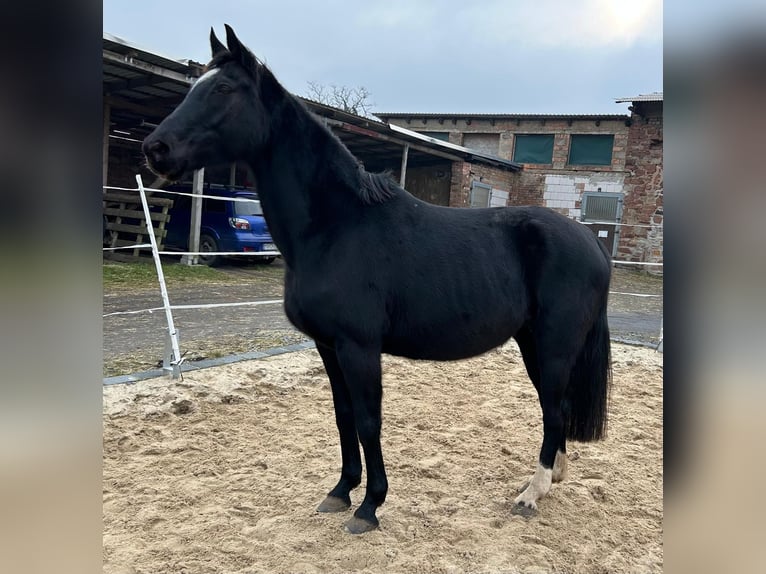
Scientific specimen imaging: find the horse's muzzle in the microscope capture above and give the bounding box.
[142,136,186,180]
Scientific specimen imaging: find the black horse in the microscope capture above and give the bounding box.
[143,25,612,534]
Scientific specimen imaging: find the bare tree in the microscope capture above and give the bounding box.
[306,81,375,118]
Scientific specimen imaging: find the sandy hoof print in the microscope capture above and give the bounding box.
[511,501,538,518]
[344,516,378,534]
[317,496,351,513]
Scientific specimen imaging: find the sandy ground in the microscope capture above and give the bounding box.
[103,342,663,574]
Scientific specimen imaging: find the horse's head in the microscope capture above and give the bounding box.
[143,25,282,180]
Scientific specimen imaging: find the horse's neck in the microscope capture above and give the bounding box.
[249,100,359,265]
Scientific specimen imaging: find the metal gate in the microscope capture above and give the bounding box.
[581,192,623,256]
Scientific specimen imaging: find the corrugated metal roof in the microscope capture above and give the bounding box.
[102,33,520,173]
[374,112,629,121]
[614,92,663,103]
[103,33,204,75]
[303,99,521,171]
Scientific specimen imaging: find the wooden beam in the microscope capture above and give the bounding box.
[103,102,111,187]
[104,95,177,118]
[399,144,409,187]
[104,74,167,95]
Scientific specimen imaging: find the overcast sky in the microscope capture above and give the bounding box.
[104,0,663,115]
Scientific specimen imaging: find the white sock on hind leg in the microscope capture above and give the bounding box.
[514,464,553,509]
[552,449,568,482]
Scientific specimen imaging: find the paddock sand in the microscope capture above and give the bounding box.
[103,342,663,574]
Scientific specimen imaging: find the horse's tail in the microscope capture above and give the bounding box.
[564,286,612,442]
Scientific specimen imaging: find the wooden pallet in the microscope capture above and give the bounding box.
[103,191,173,258]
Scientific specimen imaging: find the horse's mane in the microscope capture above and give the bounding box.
[358,171,398,205]
[208,51,398,206]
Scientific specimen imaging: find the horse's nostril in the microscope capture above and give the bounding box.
[144,139,170,157]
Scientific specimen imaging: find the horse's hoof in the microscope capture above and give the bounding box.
[343,516,378,534]
[511,502,538,519]
[317,496,351,513]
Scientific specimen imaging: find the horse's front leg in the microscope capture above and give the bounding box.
[333,338,387,534]
[316,343,362,513]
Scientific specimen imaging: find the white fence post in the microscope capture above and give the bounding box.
[656,318,663,353]
[182,168,205,266]
[135,174,183,378]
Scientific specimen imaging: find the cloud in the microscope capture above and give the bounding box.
[443,0,662,49]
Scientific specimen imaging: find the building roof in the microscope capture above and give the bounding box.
[103,33,520,172]
[614,92,663,103]
[103,33,205,133]
[374,112,629,122]
[303,100,521,172]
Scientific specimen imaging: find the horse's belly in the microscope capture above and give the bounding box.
[383,317,520,361]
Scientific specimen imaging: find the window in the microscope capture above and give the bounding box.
[513,134,554,164]
[463,133,500,155]
[470,181,491,208]
[202,198,226,213]
[568,134,614,166]
[470,181,508,208]
[418,131,449,141]
[234,198,263,216]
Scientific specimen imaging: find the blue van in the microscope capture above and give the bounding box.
[161,184,278,266]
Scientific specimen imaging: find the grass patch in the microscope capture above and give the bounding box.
[103,259,229,290]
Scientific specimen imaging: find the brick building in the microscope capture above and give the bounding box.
[377,93,663,267]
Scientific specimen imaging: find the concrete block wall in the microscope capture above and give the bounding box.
[542,173,625,219]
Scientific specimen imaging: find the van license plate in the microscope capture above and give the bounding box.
[263,243,276,251]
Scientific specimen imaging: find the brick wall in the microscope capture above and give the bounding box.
[447,161,518,207]
[391,116,629,169]
[448,161,472,207]
[618,101,663,269]
[462,133,501,155]
[388,111,663,270]
[392,115,632,214]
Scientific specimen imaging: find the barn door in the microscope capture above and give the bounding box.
[581,192,623,256]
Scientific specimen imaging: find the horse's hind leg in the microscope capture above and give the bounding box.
[514,328,568,494]
[512,328,580,517]
[316,343,362,513]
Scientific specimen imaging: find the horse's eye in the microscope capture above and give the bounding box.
[216,83,233,94]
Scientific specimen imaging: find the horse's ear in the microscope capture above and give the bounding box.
[210,27,226,57]
[224,24,258,72]
[224,24,245,59]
